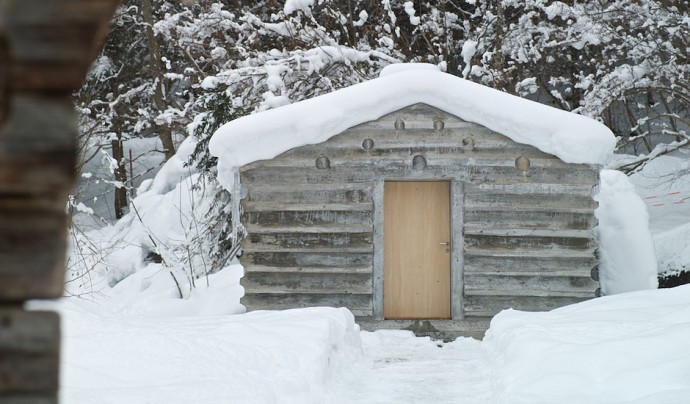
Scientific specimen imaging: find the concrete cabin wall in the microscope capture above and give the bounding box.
[238,103,600,339]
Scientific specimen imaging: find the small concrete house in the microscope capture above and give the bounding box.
[210,64,616,339]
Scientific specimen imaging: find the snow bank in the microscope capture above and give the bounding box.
[594,170,657,294]
[483,285,690,404]
[57,304,362,403]
[88,263,244,316]
[210,64,615,190]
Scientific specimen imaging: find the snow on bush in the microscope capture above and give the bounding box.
[284,0,314,15]
[483,285,690,404]
[67,136,238,308]
[594,169,657,294]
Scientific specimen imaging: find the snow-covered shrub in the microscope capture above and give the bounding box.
[66,137,236,298]
[658,269,690,289]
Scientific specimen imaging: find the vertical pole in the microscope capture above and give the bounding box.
[129,148,134,188]
[231,167,241,244]
[0,2,120,402]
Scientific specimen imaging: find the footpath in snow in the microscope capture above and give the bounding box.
[341,332,489,404]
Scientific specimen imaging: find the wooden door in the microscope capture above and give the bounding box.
[384,181,451,319]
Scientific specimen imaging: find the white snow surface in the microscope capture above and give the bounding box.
[461,40,478,78]
[378,62,440,76]
[58,304,362,403]
[403,1,421,26]
[628,154,690,274]
[483,284,690,404]
[284,0,314,15]
[44,280,690,403]
[595,170,658,294]
[210,65,615,189]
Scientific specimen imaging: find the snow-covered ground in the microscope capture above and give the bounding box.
[35,281,690,403]
[50,295,491,404]
[57,134,690,402]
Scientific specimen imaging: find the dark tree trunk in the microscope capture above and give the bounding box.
[111,135,128,219]
[142,0,176,160]
[493,0,506,91]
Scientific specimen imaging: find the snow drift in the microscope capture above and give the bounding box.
[58,305,362,403]
[595,170,658,294]
[483,284,690,404]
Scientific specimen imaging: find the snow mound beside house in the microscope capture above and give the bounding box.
[209,64,615,190]
[595,169,658,294]
[483,284,690,404]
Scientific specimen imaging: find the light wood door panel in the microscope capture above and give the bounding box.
[384,181,451,319]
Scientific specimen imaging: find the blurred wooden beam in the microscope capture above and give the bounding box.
[0,1,120,401]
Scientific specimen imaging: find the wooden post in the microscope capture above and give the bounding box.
[0,1,119,401]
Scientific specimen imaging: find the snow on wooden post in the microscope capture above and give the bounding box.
[0,1,118,401]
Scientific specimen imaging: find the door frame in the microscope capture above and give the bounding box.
[373,178,465,321]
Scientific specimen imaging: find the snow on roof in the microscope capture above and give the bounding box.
[209,64,616,175]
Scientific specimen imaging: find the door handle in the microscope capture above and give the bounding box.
[439,242,449,245]
[439,241,450,253]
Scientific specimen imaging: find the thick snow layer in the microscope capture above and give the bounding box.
[483,284,690,404]
[83,263,244,316]
[210,64,615,189]
[43,280,690,403]
[378,62,440,76]
[595,170,658,294]
[56,304,361,403]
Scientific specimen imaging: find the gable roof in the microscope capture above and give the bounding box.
[209,64,616,177]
